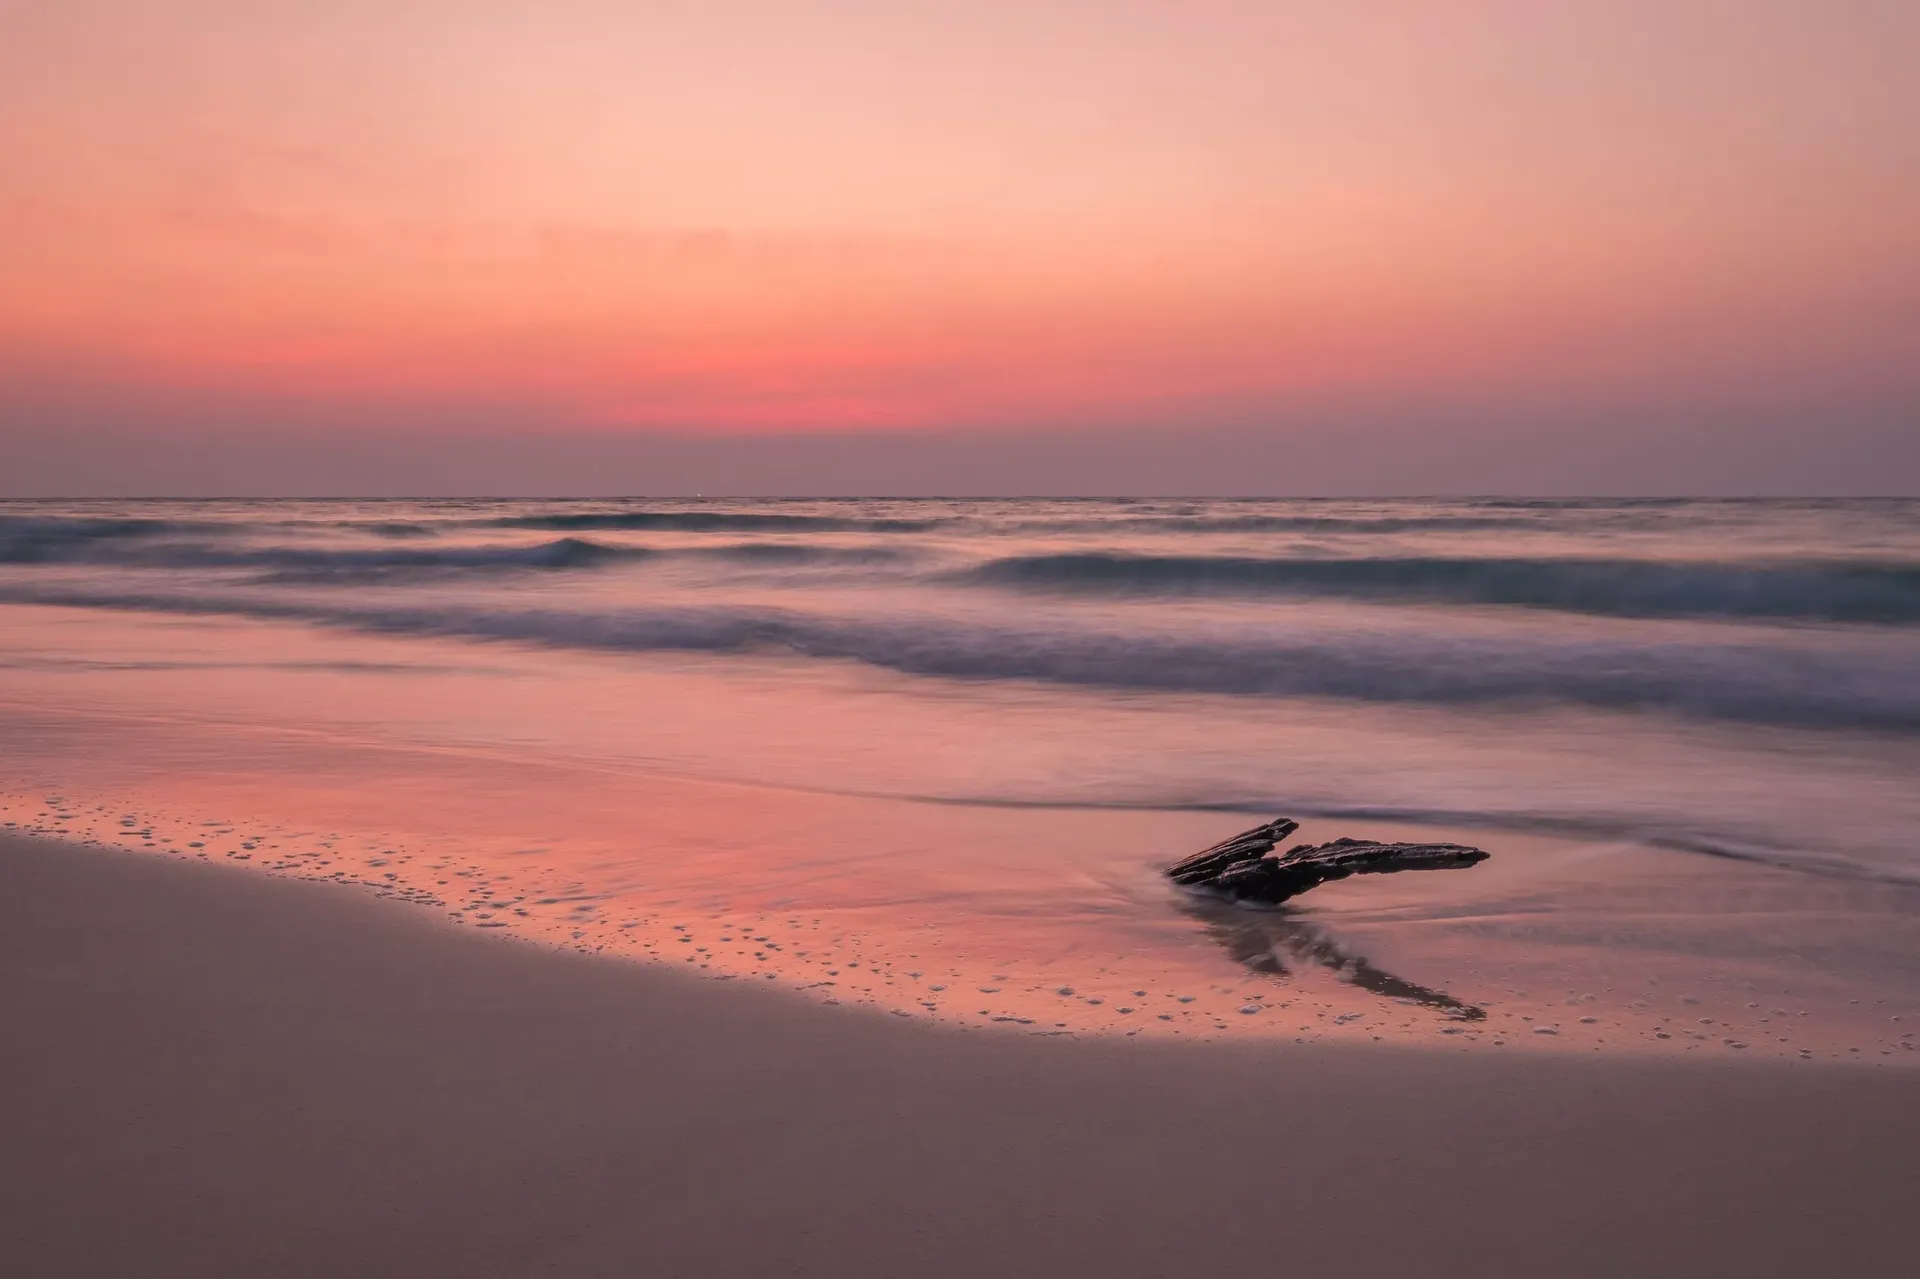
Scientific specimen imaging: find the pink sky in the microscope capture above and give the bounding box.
[2,1,1916,492]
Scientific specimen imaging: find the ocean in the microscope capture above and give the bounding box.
[2,496,1916,1055]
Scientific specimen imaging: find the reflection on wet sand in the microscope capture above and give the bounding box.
[1174,894,1486,1021]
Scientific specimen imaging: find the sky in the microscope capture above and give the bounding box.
[2,1,1916,495]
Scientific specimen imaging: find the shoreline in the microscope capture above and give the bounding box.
[7,775,1915,1062]
[4,829,1916,1277]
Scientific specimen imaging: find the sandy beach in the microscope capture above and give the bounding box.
[4,830,1914,1279]
[6,0,1919,1264]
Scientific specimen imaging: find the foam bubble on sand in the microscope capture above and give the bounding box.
[1,785,1912,1063]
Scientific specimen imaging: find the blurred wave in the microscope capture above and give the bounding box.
[4,585,1916,732]
[959,552,1920,622]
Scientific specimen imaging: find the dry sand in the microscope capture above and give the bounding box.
[3,832,1915,1278]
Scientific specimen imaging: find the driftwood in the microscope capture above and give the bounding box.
[1167,819,1488,907]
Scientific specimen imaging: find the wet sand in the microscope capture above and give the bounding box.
[10,775,1916,1058]
[3,831,1915,1278]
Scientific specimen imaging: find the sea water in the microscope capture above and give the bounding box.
[2,497,1915,1057]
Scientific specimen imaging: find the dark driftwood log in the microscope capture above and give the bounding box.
[1167,821,1489,907]
[1165,817,1299,885]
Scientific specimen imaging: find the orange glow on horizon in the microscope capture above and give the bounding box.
[3,2,1915,435]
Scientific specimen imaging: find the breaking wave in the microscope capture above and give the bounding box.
[235,537,634,578]
[492,510,945,533]
[674,542,909,565]
[959,553,1920,624]
[0,529,914,578]
[1,533,634,576]
[0,514,238,561]
[1014,514,1547,534]
[4,585,1916,732]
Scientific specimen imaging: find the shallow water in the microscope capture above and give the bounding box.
[1,497,1915,1059]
